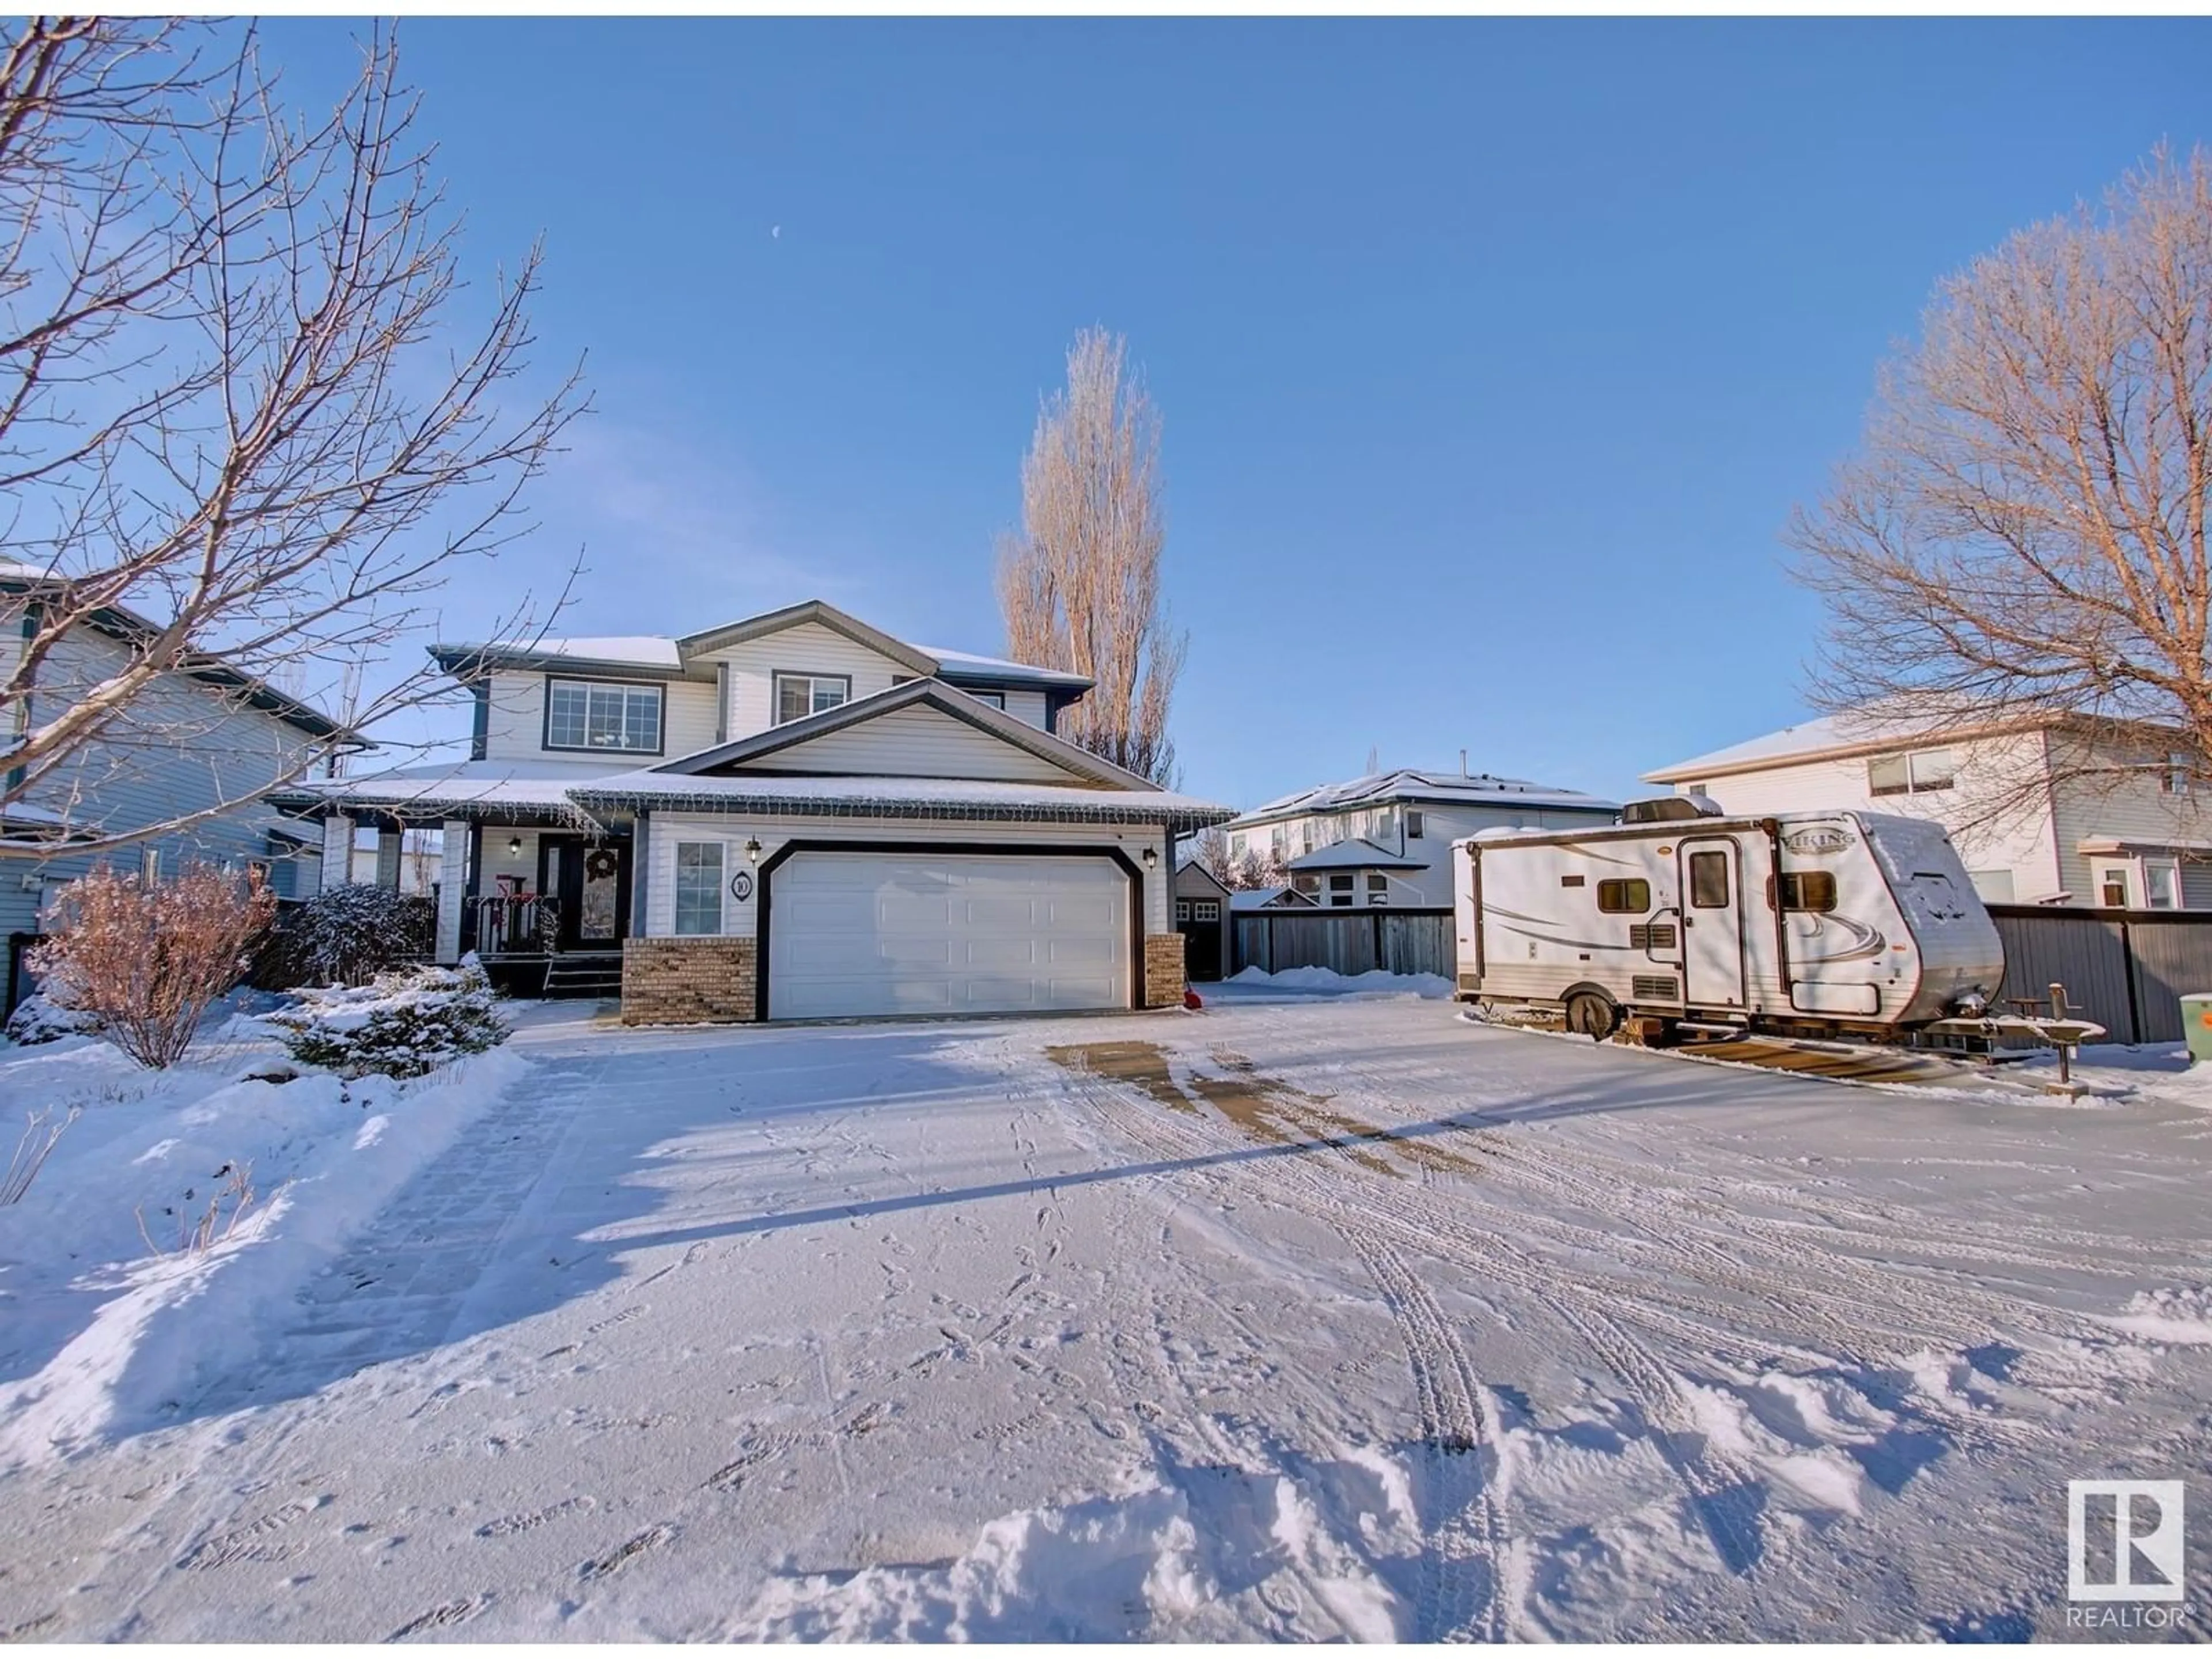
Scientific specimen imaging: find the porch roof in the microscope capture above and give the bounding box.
[567,769,1235,831]
[270,758,620,821]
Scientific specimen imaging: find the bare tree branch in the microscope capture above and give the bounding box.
[1794,146,2212,827]
[0,18,586,854]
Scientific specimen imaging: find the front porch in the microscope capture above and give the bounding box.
[308,805,638,999]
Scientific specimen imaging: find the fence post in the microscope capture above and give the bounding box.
[2119,916,2143,1045]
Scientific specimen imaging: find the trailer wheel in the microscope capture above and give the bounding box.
[1565,989,1621,1042]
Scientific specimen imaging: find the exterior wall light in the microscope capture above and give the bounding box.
[507,836,523,856]
[1141,845,1159,868]
[745,838,762,863]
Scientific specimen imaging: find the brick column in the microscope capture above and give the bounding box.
[1143,933,1187,1008]
[621,937,757,1024]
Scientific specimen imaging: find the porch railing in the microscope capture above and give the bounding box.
[465,895,560,956]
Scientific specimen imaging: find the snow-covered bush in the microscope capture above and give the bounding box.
[267,959,508,1079]
[5,990,101,1046]
[258,883,435,989]
[31,863,276,1069]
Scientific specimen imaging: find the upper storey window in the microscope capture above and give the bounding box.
[775,672,851,725]
[546,678,662,753]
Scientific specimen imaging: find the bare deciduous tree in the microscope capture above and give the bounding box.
[998,328,1186,785]
[0,18,584,853]
[1793,147,2212,813]
[32,861,276,1068]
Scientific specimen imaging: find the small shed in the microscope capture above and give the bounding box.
[1173,861,1233,982]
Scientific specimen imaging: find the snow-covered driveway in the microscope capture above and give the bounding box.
[3,993,2209,1641]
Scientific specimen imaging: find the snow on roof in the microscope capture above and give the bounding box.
[1285,836,1426,872]
[275,757,626,812]
[912,646,1093,688]
[1643,703,1990,781]
[568,769,1233,827]
[430,628,1086,686]
[1233,767,1617,825]
[1229,887,1313,910]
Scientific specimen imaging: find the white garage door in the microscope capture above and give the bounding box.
[767,851,1131,1020]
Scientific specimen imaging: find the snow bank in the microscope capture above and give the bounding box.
[1223,965,1455,1001]
[0,1033,526,1467]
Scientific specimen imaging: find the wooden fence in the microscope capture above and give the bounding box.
[1231,907,1454,980]
[1987,904,2212,1045]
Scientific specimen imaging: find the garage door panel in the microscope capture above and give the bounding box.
[768,852,1130,1020]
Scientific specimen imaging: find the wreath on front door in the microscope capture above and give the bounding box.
[584,849,619,881]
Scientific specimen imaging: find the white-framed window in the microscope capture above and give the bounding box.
[1374,809,1397,840]
[139,846,160,883]
[1328,872,1354,907]
[2146,858,2181,910]
[1967,868,2016,903]
[965,690,1006,710]
[1229,833,1247,859]
[1868,747,1955,796]
[546,678,662,753]
[774,672,851,725]
[1366,872,1388,896]
[673,842,724,935]
[2094,862,2133,908]
[1174,899,1192,922]
[1406,809,1425,840]
[1192,899,1220,922]
[2162,752,2194,795]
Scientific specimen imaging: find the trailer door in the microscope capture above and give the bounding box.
[1679,837,1747,1011]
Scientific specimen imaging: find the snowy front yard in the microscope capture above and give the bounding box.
[1,990,2209,1640]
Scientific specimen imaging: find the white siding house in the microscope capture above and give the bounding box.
[1222,768,1621,907]
[276,599,1229,1021]
[1645,709,2212,909]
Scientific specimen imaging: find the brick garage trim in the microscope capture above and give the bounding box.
[622,935,757,1025]
[1143,933,1186,1009]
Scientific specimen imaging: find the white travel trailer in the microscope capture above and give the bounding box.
[1452,798,2007,1040]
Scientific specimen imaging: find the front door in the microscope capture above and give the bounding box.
[539,835,630,951]
[1678,836,1747,1010]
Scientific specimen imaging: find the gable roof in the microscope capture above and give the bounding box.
[1641,700,2184,783]
[429,599,1095,692]
[1285,836,1427,872]
[1175,859,1234,897]
[0,566,352,742]
[676,599,938,675]
[650,676,1156,790]
[1230,766,1617,828]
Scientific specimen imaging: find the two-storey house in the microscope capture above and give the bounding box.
[276,600,1232,1022]
[1222,767,1620,907]
[0,569,351,992]
[1645,706,2212,908]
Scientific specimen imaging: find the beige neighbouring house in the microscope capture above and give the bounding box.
[274,599,1232,1021]
[1643,707,2212,910]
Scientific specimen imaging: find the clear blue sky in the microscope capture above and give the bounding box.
[264,17,2212,810]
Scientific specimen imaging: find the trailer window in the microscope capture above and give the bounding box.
[1776,871,1837,913]
[1688,851,1730,908]
[1596,878,1650,914]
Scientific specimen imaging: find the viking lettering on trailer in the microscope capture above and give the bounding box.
[2069,1480,2186,1602]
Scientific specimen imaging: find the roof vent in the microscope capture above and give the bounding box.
[1620,794,1725,824]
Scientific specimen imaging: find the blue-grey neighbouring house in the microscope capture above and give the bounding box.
[1,567,354,994]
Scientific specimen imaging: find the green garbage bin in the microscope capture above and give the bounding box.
[2183,993,2212,1063]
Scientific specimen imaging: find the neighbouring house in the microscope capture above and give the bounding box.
[0,567,354,997]
[1172,859,1231,982]
[1222,767,1620,907]
[273,599,1233,1020]
[1644,706,2212,908]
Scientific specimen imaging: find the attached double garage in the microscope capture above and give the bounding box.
[627,816,1181,1024]
[766,849,1135,1020]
